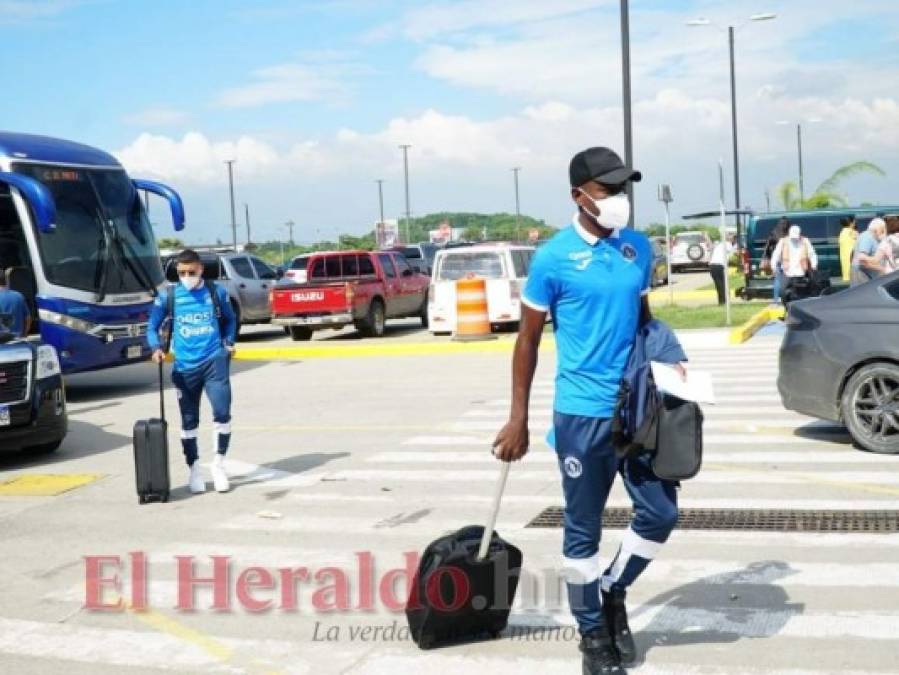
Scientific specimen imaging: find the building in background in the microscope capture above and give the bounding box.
[375,219,400,248]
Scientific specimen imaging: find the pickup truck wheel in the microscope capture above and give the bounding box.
[289,326,313,341]
[358,300,386,337]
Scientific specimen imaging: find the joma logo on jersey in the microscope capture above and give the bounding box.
[569,250,593,271]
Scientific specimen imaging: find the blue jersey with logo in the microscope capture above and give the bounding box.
[522,218,652,418]
[147,283,238,372]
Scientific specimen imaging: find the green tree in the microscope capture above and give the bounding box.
[157,237,184,249]
[776,161,885,210]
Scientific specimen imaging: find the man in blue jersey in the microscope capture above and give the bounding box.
[148,249,238,495]
[493,147,684,674]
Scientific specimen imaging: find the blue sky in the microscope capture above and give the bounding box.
[5,0,899,244]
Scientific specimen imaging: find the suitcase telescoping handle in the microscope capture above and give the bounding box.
[477,460,511,561]
[157,360,165,422]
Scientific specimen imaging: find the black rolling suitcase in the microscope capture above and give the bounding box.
[133,361,170,504]
[406,462,523,649]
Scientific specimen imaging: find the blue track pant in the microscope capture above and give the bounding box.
[553,412,679,635]
[171,351,232,466]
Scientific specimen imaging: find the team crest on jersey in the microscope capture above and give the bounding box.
[564,456,583,479]
[621,243,638,262]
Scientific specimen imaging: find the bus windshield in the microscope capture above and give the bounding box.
[13,163,163,294]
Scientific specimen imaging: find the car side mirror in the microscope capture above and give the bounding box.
[276,269,285,279]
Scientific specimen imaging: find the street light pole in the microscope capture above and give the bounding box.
[797,123,805,204]
[244,203,251,245]
[719,160,731,326]
[285,220,295,246]
[512,167,521,241]
[375,179,385,226]
[620,0,635,228]
[399,144,412,244]
[224,160,237,251]
[728,26,742,233]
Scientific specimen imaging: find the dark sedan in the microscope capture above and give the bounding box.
[779,272,899,454]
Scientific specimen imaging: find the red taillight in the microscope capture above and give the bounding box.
[741,248,751,275]
[345,282,355,307]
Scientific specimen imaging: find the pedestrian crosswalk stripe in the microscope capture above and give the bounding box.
[368,450,883,465]
[405,434,831,446]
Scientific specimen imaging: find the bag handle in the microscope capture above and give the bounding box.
[158,360,165,422]
[478,460,511,561]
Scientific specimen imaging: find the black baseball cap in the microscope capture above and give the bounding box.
[569,147,642,188]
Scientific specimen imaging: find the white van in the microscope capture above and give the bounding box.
[428,244,536,334]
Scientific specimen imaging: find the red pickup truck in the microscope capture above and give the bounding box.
[271,250,430,340]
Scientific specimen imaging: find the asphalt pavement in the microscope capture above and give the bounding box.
[0,326,897,674]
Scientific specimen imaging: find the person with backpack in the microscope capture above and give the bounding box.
[147,249,238,494]
[492,147,686,674]
[771,225,818,303]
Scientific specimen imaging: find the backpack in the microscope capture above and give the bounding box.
[162,280,226,353]
[611,322,704,481]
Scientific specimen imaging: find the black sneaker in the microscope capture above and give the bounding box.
[602,587,637,665]
[579,628,626,675]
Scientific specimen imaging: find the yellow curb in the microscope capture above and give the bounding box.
[729,305,785,344]
[0,473,104,496]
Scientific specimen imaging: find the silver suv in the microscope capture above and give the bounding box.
[164,252,280,333]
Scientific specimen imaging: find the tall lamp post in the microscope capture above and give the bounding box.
[658,184,674,306]
[776,118,821,205]
[620,0,635,228]
[399,144,412,244]
[512,167,522,241]
[224,159,237,251]
[375,179,385,226]
[687,12,777,235]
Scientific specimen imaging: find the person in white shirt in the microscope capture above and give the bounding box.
[771,225,818,302]
[709,234,736,305]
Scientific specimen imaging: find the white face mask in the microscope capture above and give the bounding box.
[578,190,630,230]
[180,275,202,291]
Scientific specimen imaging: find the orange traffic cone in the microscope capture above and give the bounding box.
[452,277,496,342]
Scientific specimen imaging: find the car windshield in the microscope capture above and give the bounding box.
[438,251,505,280]
[13,163,163,294]
[399,246,422,259]
[674,233,704,245]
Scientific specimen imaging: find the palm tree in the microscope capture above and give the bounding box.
[776,161,885,210]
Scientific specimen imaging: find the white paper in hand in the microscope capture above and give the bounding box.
[650,361,716,404]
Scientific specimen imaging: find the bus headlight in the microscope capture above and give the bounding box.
[36,345,62,379]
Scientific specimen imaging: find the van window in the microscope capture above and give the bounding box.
[342,255,359,276]
[674,233,707,246]
[378,253,397,278]
[511,250,532,277]
[438,251,505,281]
[790,215,828,240]
[202,259,223,281]
[751,217,780,245]
[400,246,422,259]
[359,255,376,275]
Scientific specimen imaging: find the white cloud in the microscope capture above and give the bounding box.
[123,107,189,128]
[216,60,363,108]
[0,0,81,23]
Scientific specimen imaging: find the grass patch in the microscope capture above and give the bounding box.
[697,270,745,293]
[651,302,770,329]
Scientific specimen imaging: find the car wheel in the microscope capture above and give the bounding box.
[841,363,899,454]
[419,299,429,328]
[289,326,313,341]
[358,300,386,337]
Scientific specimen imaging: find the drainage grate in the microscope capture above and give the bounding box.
[525,507,899,533]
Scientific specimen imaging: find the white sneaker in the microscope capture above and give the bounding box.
[188,463,206,494]
[211,454,230,493]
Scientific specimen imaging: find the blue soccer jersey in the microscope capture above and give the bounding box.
[522,217,652,418]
